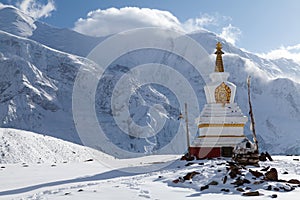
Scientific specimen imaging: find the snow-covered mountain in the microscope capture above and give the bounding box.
[0,5,104,56]
[0,4,300,158]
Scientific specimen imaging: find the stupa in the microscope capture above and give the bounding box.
[189,42,248,159]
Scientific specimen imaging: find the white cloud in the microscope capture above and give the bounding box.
[182,14,217,33]
[74,7,184,37]
[218,24,241,45]
[73,6,244,48]
[74,8,238,38]
[16,0,55,19]
[258,44,300,64]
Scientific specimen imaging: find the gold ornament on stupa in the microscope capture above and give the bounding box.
[214,42,224,72]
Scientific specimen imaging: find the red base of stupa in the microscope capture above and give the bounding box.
[189,146,233,159]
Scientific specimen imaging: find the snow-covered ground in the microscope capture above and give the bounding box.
[1,155,300,199]
[1,129,300,200]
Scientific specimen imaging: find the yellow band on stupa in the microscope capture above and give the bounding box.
[198,123,245,128]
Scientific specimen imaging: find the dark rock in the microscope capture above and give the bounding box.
[243,179,251,184]
[277,179,287,183]
[208,181,218,186]
[223,175,228,184]
[273,187,280,191]
[185,162,195,166]
[271,194,277,198]
[51,164,56,167]
[216,162,226,166]
[253,180,264,185]
[200,185,209,191]
[221,188,230,192]
[266,185,272,190]
[78,189,83,192]
[261,166,270,171]
[158,176,162,179]
[183,171,200,180]
[64,192,71,195]
[231,178,251,186]
[22,164,29,167]
[228,163,242,179]
[198,163,204,165]
[217,169,222,172]
[245,187,251,190]
[236,188,245,192]
[259,152,267,161]
[293,158,299,161]
[249,169,264,178]
[265,168,278,181]
[282,171,289,174]
[242,191,260,196]
[172,179,180,184]
[0,166,5,169]
[84,159,94,162]
[265,152,273,161]
[287,179,300,184]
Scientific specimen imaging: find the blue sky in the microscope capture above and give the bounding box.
[2,0,300,55]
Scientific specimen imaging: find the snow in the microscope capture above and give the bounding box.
[1,150,300,199]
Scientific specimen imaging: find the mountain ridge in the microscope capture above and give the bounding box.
[0,5,300,157]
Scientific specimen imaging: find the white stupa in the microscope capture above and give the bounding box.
[189,42,248,159]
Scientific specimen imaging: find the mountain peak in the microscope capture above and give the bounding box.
[0,5,36,37]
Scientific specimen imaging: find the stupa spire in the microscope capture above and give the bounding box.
[214,42,224,72]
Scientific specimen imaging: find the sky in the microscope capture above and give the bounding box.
[1,0,300,59]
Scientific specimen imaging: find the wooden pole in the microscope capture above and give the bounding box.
[184,103,190,152]
[247,76,258,151]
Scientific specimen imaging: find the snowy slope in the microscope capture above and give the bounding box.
[0,128,112,164]
[0,5,36,37]
[0,5,300,157]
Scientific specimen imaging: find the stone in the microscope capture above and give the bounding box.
[249,169,264,178]
[185,162,195,166]
[200,185,209,191]
[265,152,273,161]
[265,168,278,181]
[266,185,272,190]
[253,180,264,185]
[183,171,200,180]
[208,181,218,186]
[242,191,260,196]
[259,152,267,161]
[282,171,289,174]
[221,188,230,192]
[236,188,245,192]
[271,194,277,198]
[231,178,251,186]
[287,179,300,184]
[261,166,270,171]
[223,175,228,184]
[172,179,180,184]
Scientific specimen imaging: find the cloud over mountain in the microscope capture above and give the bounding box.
[73,6,240,45]
[16,0,55,19]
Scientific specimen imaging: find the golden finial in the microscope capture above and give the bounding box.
[215,42,224,72]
